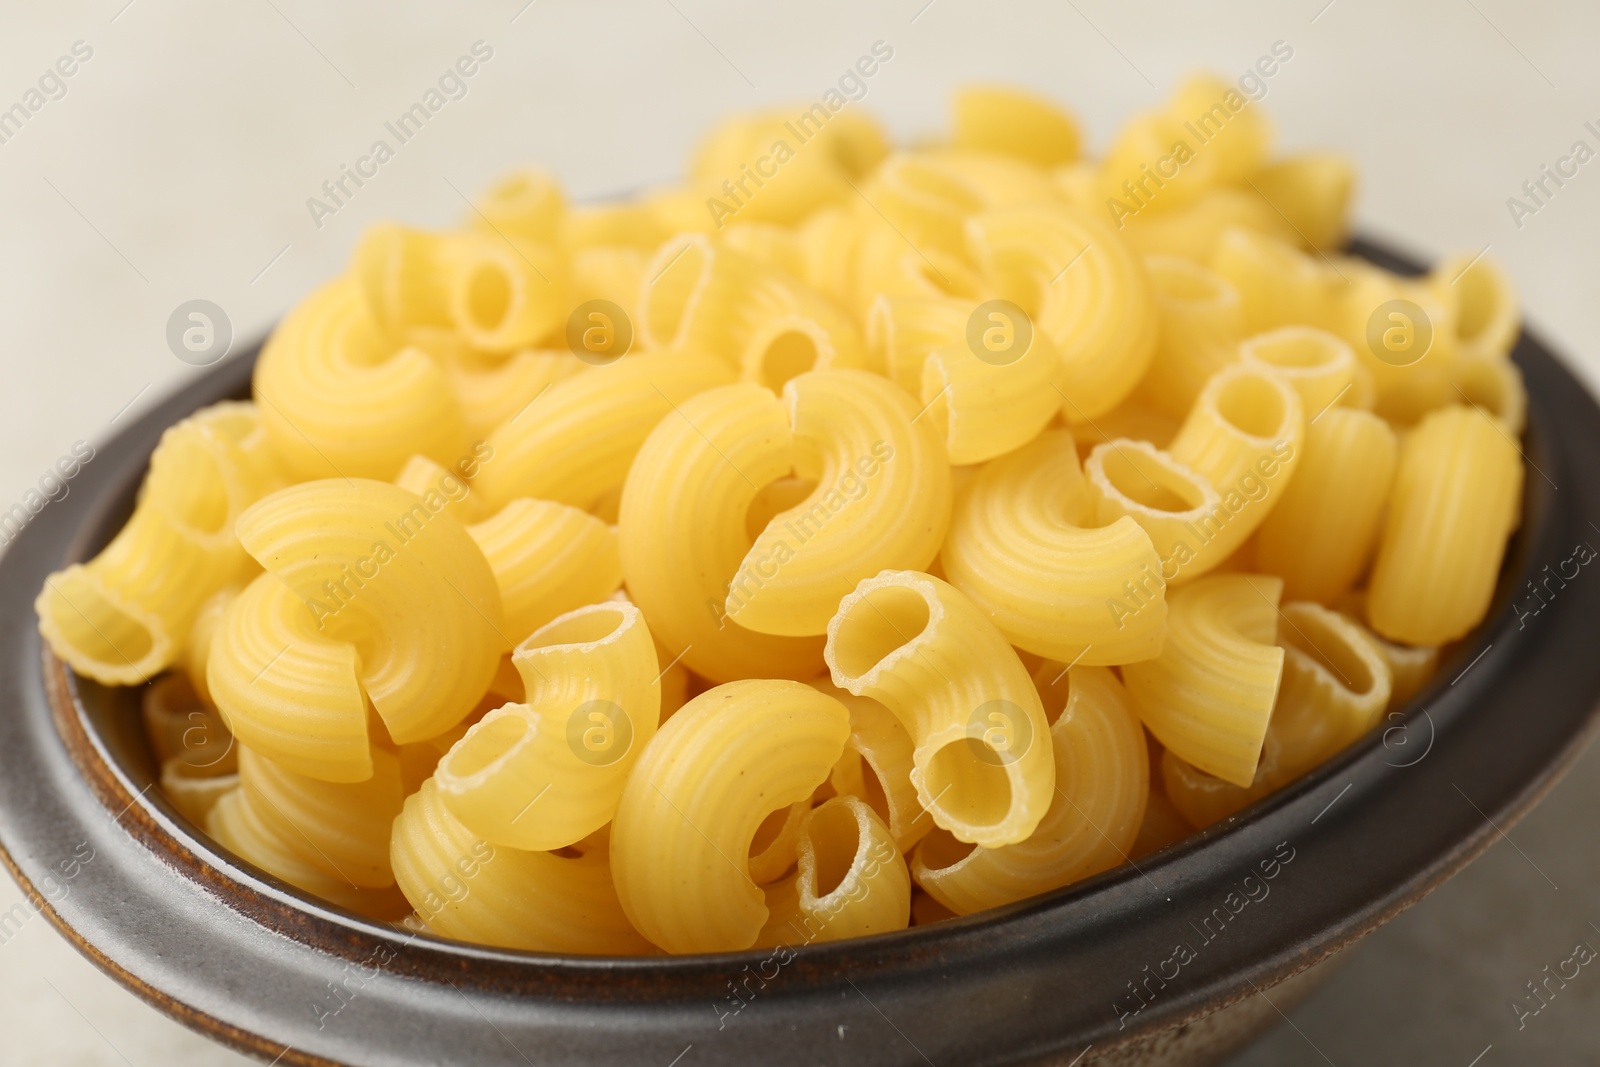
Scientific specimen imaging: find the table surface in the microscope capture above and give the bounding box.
[2,1,1598,1064]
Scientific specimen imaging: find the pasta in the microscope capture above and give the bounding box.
[49,78,1530,956]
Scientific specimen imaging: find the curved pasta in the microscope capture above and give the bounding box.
[825,571,1055,848]
[1249,154,1356,253]
[443,233,568,352]
[952,85,1080,166]
[1121,573,1285,787]
[813,677,928,852]
[912,664,1147,913]
[738,306,870,391]
[1138,255,1242,418]
[792,796,911,942]
[1256,407,1398,604]
[468,499,622,645]
[1270,602,1391,780]
[434,601,660,852]
[1367,405,1523,645]
[1082,439,1224,581]
[1431,251,1519,362]
[37,402,279,686]
[228,479,504,753]
[391,779,651,954]
[921,326,1068,464]
[1210,228,1336,335]
[748,802,809,885]
[1119,187,1296,263]
[444,348,586,443]
[1237,326,1367,416]
[1452,351,1527,435]
[610,679,850,953]
[471,168,566,244]
[941,430,1166,665]
[865,294,968,395]
[474,352,736,513]
[968,202,1157,420]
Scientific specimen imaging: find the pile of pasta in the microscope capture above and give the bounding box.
[37,79,1526,955]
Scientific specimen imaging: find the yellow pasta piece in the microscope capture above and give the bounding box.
[912,664,1147,913]
[813,677,928,852]
[1452,351,1527,435]
[1332,261,1459,427]
[1249,153,1355,253]
[968,202,1158,420]
[792,796,910,941]
[160,756,237,827]
[350,222,454,335]
[442,348,586,444]
[1159,738,1278,830]
[1082,438,1224,581]
[467,499,622,645]
[794,204,860,305]
[849,218,986,319]
[1335,593,1440,710]
[474,352,735,513]
[254,276,466,480]
[748,802,809,885]
[443,233,568,352]
[1256,407,1398,604]
[720,221,806,278]
[37,402,279,685]
[864,294,967,395]
[952,85,1081,166]
[1431,251,1520,363]
[921,325,1068,464]
[1130,772,1193,858]
[391,779,650,954]
[392,453,486,523]
[1122,573,1285,787]
[217,479,503,771]
[1137,255,1243,418]
[1270,602,1391,781]
[738,304,870,391]
[470,167,566,244]
[1368,405,1523,645]
[611,679,850,953]
[1167,73,1272,183]
[825,571,1055,848]
[1117,186,1295,262]
[1237,326,1367,417]
[434,601,659,851]
[1070,398,1181,456]
[1210,227,1336,334]
[941,430,1166,665]
[1099,111,1225,217]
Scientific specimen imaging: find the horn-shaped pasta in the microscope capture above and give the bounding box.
[912,664,1147,913]
[866,294,968,394]
[37,402,279,686]
[813,678,929,852]
[443,348,586,443]
[474,352,735,513]
[391,779,651,953]
[825,571,1055,848]
[1082,439,1225,580]
[434,601,660,851]
[787,796,910,942]
[1138,256,1243,418]
[1119,187,1296,263]
[720,222,806,278]
[921,328,1069,464]
[231,479,504,749]
[1335,593,1440,710]
[467,500,621,645]
[1167,363,1304,562]
[160,757,237,827]
[351,223,454,334]
[850,220,986,318]
[1249,154,1356,253]
[470,168,566,244]
[1256,408,1398,604]
[1451,351,1527,435]
[1332,261,1458,427]
[748,802,810,885]
[1270,602,1391,780]
[393,453,486,522]
[1210,228,1337,335]
[968,202,1157,420]
[1159,735,1281,830]
[1367,405,1523,645]
[739,308,870,391]
[952,85,1081,166]
[444,234,568,352]
[611,679,850,953]
[1122,574,1285,787]
[725,370,953,636]
[254,276,465,480]
[1430,251,1519,362]
[942,430,1166,665]
[1238,326,1368,416]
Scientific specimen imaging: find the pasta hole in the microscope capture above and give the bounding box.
[746,477,816,541]
[916,828,976,872]
[806,802,861,898]
[1100,448,1202,513]
[831,586,931,679]
[40,572,155,667]
[759,329,820,392]
[859,762,891,827]
[749,806,792,858]
[444,715,527,778]
[464,262,514,334]
[1285,615,1376,695]
[1245,330,1341,371]
[924,739,1014,830]
[148,438,231,534]
[1214,373,1287,439]
[520,606,625,652]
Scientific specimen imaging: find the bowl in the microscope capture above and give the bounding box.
[3,238,1599,1067]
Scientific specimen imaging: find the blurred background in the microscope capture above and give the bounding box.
[2,0,1597,1063]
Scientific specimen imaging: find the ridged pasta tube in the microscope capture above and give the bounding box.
[611,679,851,953]
[912,665,1148,913]
[38,403,278,686]
[1238,326,1367,417]
[952,85,1081,166]
[941,430,1166,665]
[1082,439,1226,580]
[813,678,928,852]
[467,499,622,645]
[391,779,651,954]
[865,294,968,395]
[1210,228,1336,335]
[473,352,735,513]
[1122,574,1285,788]
[1138,256,1242,418]
[434,601,660,852]
[1270,602,1391,780]
[1248,154,1355,253]
[791,796,911,942]
[443,233,568,352]
[1452,352,1527,435]
[1368,405,1523,645]
[225,479,504,759]
[921,329,1070,465]
[1430,251,1519,362]
[825,571,1055,848]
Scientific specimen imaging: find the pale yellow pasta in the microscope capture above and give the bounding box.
[254,276,466,480]
[1452,351,1527,435]
[1137,255,1243,418]
[471,167,566,244]
[849,219,986,318]
[37,402,279,685]
[391,778,651,953]
[1210,227,1337,335]
[1256,407,1398,604]
[184,581,245,710]
[912,664,1147,914]
[212,479,503,777]
[812,678,929,852]
[442,348,586,443]
[392,453,486,523]
[738,306,870,391]
[1167,73,1272,183]
[474,352,735,513]
[720,221,806,278]
[160,757,238,827]
[564,201,670,251]
[142,671,235,773]
[794,204,861,305]
[1431,251,1520,362]
[1082,439,1224,580]
[748,802,810,885]
[1237,326,1367,416]
[1249,154,1356,253]
[692,107,885,227]
[1098,111,1223,216]
[1160,737,1279,830]
[443,234,568,351]
[466,499,621,645]
[570,244,648,321]
[921,328,1068,464]
[611,679,850,953]
[1069,398,1180,455]
[1333,261,1459,427]
[792,796,911,941]
[1269,602,1391,781]
[1122,573,1285,787]
[1368,405,1523,645]
[952,85,1081,166]
[1117,187,1297,263]
[825,571,1055,848]
[1167,362,1305,563]
[865,294,968,395]
[1131,771,1193,858]
[351,222,454,335]
[434,601,659,851]
[968,202,1158,420]
[1336,593,1440,710]
[860,153,987,257]
[941,430,1166,665]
